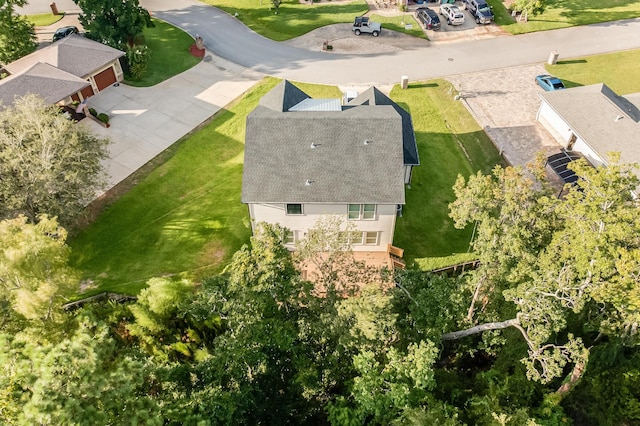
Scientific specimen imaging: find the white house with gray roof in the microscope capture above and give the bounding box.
[537,83,640,174]
[0,34,124,108]
[241,80,419,253]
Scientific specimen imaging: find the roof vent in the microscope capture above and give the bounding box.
[310,142,319,148]
[364,139,372,145]
[305,179,313,186]
[615,115,624,122]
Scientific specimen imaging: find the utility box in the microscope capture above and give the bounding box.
[401,75,409,89]
[548,50,559,65]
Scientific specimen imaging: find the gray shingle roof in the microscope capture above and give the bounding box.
[348,87,420,166]
[539,83,640,167]
[4,34,124,79]
[242,104,406,204]
[259,80,310,112]
[0,62,89,108]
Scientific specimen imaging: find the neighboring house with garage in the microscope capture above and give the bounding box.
[0,34,124,108]
[241,80,418,266]
[537,83,640,190]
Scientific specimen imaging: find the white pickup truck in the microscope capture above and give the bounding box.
[440,4,465,25]
[352,16,382,37]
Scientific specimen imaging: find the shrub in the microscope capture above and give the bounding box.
[125,44,151,80]
[89,108,97,117]
[97,113,109,124]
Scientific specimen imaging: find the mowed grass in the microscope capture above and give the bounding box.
[125,19,201,87]
[546,49,640,95]
[391,80,504,267]
[369,14,426,39]
[490,0,640,34]
[26,12,63,26]
[69,78,345,295]
[201,0,368,41]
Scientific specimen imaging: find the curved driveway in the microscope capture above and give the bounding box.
[146,0,640,85]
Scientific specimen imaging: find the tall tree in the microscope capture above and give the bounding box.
[445,157,640,385]
[0,94,109,225]
[74,0,153,47]
[0,215,75,322]
[0,323,161,425]
[0,0,36,65]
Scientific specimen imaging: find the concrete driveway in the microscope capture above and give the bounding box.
[82,55,261,190]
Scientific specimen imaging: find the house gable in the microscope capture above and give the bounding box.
[259,79,311,112]
[348,86,420,167]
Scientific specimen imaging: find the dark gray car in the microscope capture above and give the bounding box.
[416,7,441,30]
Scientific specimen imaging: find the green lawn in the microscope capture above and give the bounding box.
[369,13,426,39]
[201,0,368,41]
[124,19,202,87]
[69,78,343,295]
[26,12,63,26]
[490,0,640,35]
[70,78,503,293]
[546,48,640,95]
[391,80,504,268]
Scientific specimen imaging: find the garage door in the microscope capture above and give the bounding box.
[94,66,116,92]
[80,84,94,99]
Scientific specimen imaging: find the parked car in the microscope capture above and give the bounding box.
[463,0,494,24]
[440,4,465,25]
[52,26,79,42]
[416,7,441,30]
[535,74,566,91]
[352,16,382,37]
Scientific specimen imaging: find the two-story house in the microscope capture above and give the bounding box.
[241,80,418,263]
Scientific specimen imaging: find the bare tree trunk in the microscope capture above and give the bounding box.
[442,318,520,340]
[466,273,486,322]
[556,361,586,396]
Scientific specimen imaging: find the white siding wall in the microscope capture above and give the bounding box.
[537,102,574,147]
[538,101,605,167]
[404,165,412,184]
[248,203,397,252]
[572,139,605,167]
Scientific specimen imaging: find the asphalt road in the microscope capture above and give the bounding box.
[19,0,640,85]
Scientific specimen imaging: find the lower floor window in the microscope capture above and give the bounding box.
[338,231,379,245]
[364,231,378,245]
[285,230,295,244]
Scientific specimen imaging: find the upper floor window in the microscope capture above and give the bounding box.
[348,204,376,220]
[286,204,303,215]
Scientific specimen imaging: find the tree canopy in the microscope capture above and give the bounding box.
[446,157,640,385]
[0,94,109,226]
[0,0,37,65]
[74,0,153,47]
[2,184,640,424]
